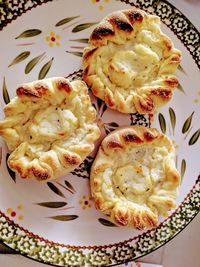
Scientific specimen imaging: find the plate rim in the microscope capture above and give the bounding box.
[0,176,199,266]
[0,0,200,266]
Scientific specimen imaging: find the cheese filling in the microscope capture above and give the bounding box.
[29,107,78,141]
[89,15,177,100]
[101,146,173,207]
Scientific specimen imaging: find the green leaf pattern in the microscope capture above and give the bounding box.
[48,215,78,221]
[8,51,30,67]
[15,29,42,39]
[72,22,98,33]
[181,159,186,180]
[169,107,176,135]
[98,218,117,227]
[47,182,66,199]
[64,180,76,193]
[25,53,45,74]
[70,38,89,43]
[189,129,200,146]
[38,58,54,79]
[177,83,185,94]
[158,113,166,134]
[55,16,80,26]
[2,77,10,104]
[6,154,16,182]
[182,112,194,134]
[178,65,187,75]
[36,202,67,208]
[66,51,83,57]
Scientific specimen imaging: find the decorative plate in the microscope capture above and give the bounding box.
[0,0,200,266]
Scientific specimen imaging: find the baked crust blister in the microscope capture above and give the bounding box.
[0,78,100,181]
[83,9,181,114]
[90,126,180,229]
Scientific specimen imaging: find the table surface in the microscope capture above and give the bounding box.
[0,0,200,266]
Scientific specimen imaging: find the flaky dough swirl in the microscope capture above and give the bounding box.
[0,78,100,181]
[83,9,181,114]
[90,126,180,229]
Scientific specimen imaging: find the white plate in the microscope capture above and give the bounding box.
[0,0,199,266]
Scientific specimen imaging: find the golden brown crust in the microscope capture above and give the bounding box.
[113,207,130,227]
[57,79,73,93]
[90,126,180,229]
[83,9,181,114]
[17,83,48,98]
[89,9,144,46]
[0,77,100,181]
[100,126,166,153]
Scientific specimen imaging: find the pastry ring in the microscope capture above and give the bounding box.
[83,9,181,114]
[0,78,100,181]
[90,126,180,229]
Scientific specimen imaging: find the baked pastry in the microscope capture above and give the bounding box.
[90,126,180,229]
[0,78,100,181]
[83,9,181,114]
